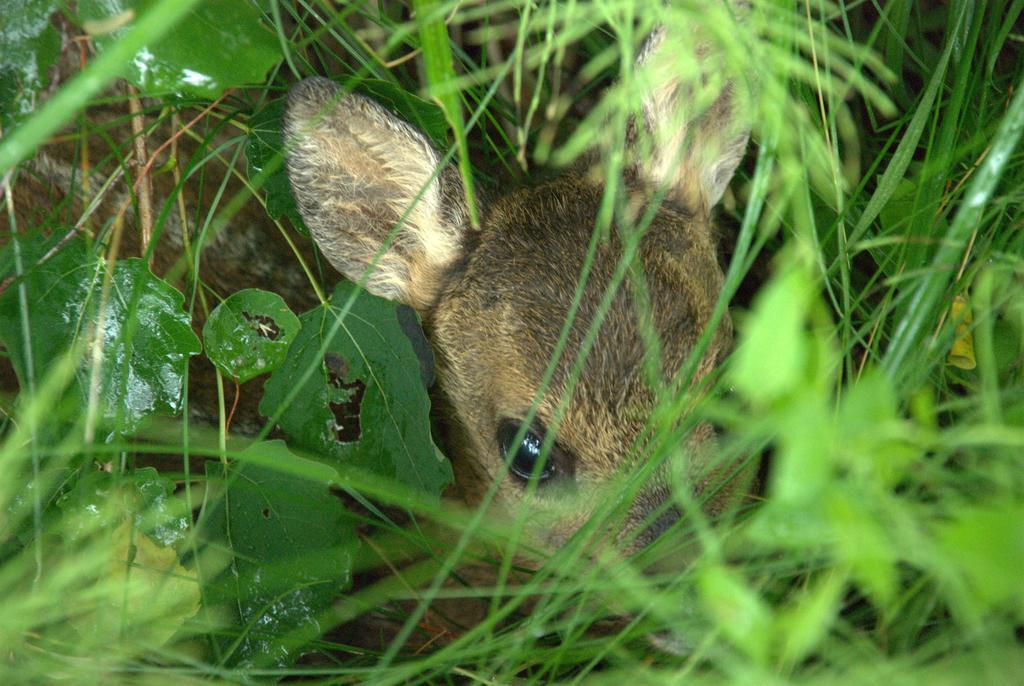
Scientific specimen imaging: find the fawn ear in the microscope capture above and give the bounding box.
[632,20,751,211]
[284,77,469,312]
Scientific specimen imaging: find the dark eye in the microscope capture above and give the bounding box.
[497,421,556,483]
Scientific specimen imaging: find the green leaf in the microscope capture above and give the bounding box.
[731,265,815,405]
[697,564,773,665]
[0,238,201,438]
[826,489,897,610]
[202,288,300,383]
[938,501,1024,616]
[773,395,834,507]
[79,0,282,99]
[775,571,846,666]
[0,0,60,129]
[837,371,918,487]
[259,282,450,498]
[71,518,200,649]
[56,467,191,546]
[200,441,355,668]
[0,0,204,172]
[246,98,304,230]
[410,0,479,227]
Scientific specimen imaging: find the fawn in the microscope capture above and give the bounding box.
[284,21,753,557]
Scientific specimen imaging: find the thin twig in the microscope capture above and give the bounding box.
[133,94,227,195]
[78,37,92,195]
[127,83,154,264]
[383,47,422,68]
[225,380,241,433]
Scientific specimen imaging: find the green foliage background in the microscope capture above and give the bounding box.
[0,0,1022,683]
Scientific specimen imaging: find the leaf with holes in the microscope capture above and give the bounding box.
[258,281,450,498]
[199,441,355,668]
[0,237,201,439]
[202,288,300,383]
[78,0,281,99]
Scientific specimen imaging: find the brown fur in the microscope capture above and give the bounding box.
[285,21,753,557]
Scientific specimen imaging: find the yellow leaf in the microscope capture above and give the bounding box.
[947,295,976,370]
[71,520,200,647]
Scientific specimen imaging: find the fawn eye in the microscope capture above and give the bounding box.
[497,421,556,483]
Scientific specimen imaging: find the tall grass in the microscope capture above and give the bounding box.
[1,0,1022,683]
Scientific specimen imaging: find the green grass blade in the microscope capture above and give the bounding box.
[845,2,966,250]
[883,74,1024,383]
[0,0,204,173]
[410,0,480,228]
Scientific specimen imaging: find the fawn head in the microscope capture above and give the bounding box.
[284,23,751,555]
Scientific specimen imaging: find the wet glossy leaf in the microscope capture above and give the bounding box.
[56,467,191,547]
[203,288,300,383]
[0,0,60,129]
[200,441,355,668]
[79,0,281,99]
[246,98,305,230]
[0,238,201,438]
[259,281,450,498]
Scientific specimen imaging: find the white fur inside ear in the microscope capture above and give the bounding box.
[360,110,461,270]
[285,79,467,309]
[634,21,750,211]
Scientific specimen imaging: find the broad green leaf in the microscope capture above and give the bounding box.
[697,564,773,665]
[773,395,834,507]
[79,0,282,99]
[0,0,60,129]
[56,467,191,546]
[837,371,918,487]
[0,0,203,172]
[731,265,815,405]
[775,571,846,665]
[56,469,199,648]
[202,288,300,383]
[259,282,451,498]
[0,238,201,438]
[826,489,897,610]
[246,98,304,229]
[70,519,200,649]
[938,501,1024,616]
[200,441,355,669]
